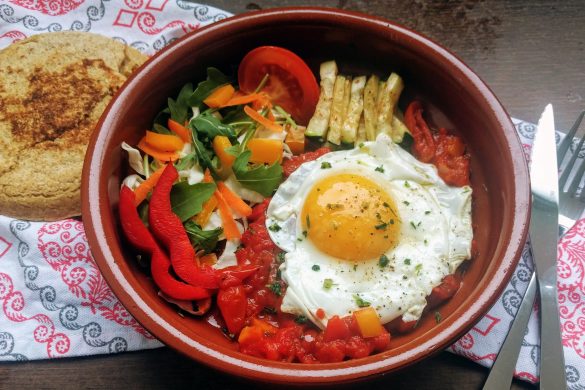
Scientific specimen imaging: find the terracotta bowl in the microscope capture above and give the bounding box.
[82,7,530,385]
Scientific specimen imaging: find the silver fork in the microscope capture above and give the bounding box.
[558,111,585,233]
[483,112,585,390]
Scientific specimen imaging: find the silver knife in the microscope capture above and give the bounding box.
[529,104,566,389]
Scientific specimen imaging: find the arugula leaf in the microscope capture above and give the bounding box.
[232,151,282,197]
[191,134,218,177]
[168,83,194,124]
[174,150,197,171]
[191,111,236,141]
[187,67,230,107]
[183,220,223,253]
[152,123,172,135]
[170,182,216,221]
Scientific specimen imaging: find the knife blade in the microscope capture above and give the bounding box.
[529,104,566,389]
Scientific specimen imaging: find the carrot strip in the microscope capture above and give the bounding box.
[217,182,252,217]
[194,195,218,227]
[138,137,179,162]
[221,93,265,107]
[244,105,283,132]
[145,130,184,152]
[204,84,235,108]
[133,164,167,206]
[168,119,192,143]
[214,190,241,240]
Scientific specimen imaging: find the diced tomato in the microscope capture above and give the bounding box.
[428,274,461,308]
[217,285,247,335]
[282,147,331,177]
[323,315,351,342]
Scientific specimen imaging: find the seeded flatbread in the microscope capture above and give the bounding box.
[0,32,147,221]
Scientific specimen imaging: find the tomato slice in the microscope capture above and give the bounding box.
[238,46,319,126]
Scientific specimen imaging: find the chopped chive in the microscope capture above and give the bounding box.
[378,255,389,268]
[353,294,371,308]
[267,281,282,296]
[404,181,411,188]
[268,223,282,232]
[415,264,423,275]
[410,221,417,229]
[323,278,334,290]
[375,222,388,230]
[277,252,286,263]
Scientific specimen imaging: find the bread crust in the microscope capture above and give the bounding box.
[0,32,147,221]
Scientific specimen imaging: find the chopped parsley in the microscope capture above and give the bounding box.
[404,258,411,265]
[403,200,410,206]
[294,315,308,324]
[353,294,371,308]
[358,142,365,148]
[267,281,282,296]
[435,311,442,323]
[321,161,332,169]
[404,181,411,188]
[410,221,417,229]
[312,264,320,271]
[302,230,308,237]
[268,223,282,232]
[425,210,431,215]
[375,166,385,173]
[378,255,389,268]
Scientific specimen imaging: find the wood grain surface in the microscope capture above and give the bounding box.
[2,1,583,389]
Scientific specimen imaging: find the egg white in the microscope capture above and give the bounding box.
[266,134,473,329]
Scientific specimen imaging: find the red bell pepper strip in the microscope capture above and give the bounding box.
[404,100,436,163]
[148,164,220,289]
[119,186,211,300]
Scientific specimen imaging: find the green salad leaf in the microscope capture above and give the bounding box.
[183,221,223,254]
[152,123,172,135]
[168,83,194,124]
[170,182,216,222]
[232,150,282,197]
[191,132,219,177]
[191,111,236,141]
[187,67,230,107]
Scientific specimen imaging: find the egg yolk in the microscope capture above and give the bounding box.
[300,173,401,261]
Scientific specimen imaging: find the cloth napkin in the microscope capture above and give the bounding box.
[0,1,581,386]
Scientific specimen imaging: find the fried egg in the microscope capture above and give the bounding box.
[266,134,472,329]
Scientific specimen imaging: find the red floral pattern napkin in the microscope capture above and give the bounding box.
[0,2,582,387]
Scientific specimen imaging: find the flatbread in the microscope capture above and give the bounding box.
[0,32,148,221]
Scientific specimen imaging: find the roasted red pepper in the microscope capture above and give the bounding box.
[148,164,219,289]
[119,186,210,300]
[405,100,436,163]
[404,101,470,186]
[434,128,470,186]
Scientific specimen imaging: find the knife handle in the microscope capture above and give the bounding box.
[482,273,537,390]
[538,266,567,389]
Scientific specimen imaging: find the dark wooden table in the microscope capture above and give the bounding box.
[2,1,584,389]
